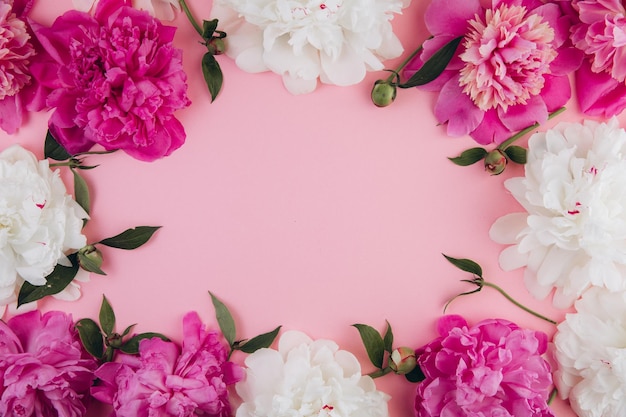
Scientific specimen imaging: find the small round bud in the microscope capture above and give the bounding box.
[78,245,103,269]
[207,38,226,55]
[484,149,508,175]
[107,333,123,349]
[371,80,397,107]
[389,346,417,374]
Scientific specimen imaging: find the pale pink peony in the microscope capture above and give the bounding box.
[404,0,582,145]
[91,312,243,416]
[29,0,190,162]
[0,310,97,416]
[414,315,554,417]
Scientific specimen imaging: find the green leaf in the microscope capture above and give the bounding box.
[121,324,136,337]
[405,364,426,383]
[72,168,90,215]
[504,145,527,164]
[17,253,79,306]
[99,295,116,336]
[98,226,161,250]
[120,332,170,354]
[202,52,223,103]
[352,324,385,369]
[236,326,282,353]
[383,321,394,353]
[399,36,463,88]
[209,292,236,346]
[201,19,218,40]
[77,250,106,275]
[443,254,483,277]
[76,318,104,359]
[448,147,488,166]
[44,130,72,161]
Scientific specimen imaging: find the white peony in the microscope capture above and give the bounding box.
[0,145,87,312]
[553,287,626,417]
[490,118,626,308]
[73,0,180,21]
[211,0,409,94]
[236,330,390,417]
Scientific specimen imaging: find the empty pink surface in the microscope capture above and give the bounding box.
[3,1,611,416]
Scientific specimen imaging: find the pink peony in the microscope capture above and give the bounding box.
[414,315,554,417]
[404,0,582,145]
[568,0,626,116]
[29,0,190,162]
[91,312,243,417]
[0,310,97,417]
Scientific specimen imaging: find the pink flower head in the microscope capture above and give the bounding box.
[0,310,97,416]
[568,0,626,117]
[91,312,243,417]
[414,315,554,417]
[29,0,191,161]
[405,0,582,145]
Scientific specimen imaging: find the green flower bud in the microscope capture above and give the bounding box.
[207,38,226,55]
[484,149,508,175]
[389,346,417,374]
[107,333,123,349]
[78,245,103,270]
[371,80,397,107]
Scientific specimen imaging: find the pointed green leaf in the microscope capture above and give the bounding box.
[399,36,463,88]
[202,19,218,40]
[443,254,483,277]
[120,332,170,354]
[76,318,104,359]
[77,250,106,275]
[383,321,394,353]
[448,147,488,166]
[405,364,426,383]
[236,326,282,353]
[17,253,79,306]
[202,53,223,102]
[98,226,161,250]
[44,130,72,161]
[99,295,116,336]
[503,145,527,164]
[209,292,236,346]
[71,168,90,215]
[352,324,385,369]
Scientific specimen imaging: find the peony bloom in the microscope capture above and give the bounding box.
[553,287,626,417]
[490,119,626,308]
[404,0,582,145]
[91,312,243,416]
[236,330,389,417]
[567,0,626,117]
[210,0,409,95]
[415,315,554,417]
[0,145,87,314]
[29,0,190,162]
[73,0,181,21]
[0,310,97,416]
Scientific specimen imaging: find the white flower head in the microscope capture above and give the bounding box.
[0,145,87,313]
[211,0,409,94]
[553,287,626,417]
[73,0,180,21]
[490,118,626,308]
[236,330,390,417]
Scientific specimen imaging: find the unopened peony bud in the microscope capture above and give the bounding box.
[389,346,417,374]
[371,80,397,107]
[484,149,508,175]
[207,38,226,55]
[78,245,103,270]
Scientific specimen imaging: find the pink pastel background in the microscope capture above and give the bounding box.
[5,0,619,416]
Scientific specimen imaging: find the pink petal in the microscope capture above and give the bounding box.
[575,59,626,116]
[434,76,484,137]
[539,74,571,112]
[498,95,548,132]
[424,0,481,37]
[470,109,513,145]
[0,95,22,134]
[437,315,468,335]
[549,47,584,76]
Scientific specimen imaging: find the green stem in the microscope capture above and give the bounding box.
[368,367,392,379]
[49,161,76,168]
[179,0,203,37]
[385,45,424,83]
[547,388,558,405]
[497,107,567,151]
[74,149,117,157]
[482,281,557,325]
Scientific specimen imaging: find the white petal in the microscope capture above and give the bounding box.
[490,212,527,244]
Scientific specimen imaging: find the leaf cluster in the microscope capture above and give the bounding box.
[200,19,226,102]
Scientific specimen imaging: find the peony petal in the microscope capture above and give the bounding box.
[490,213,528,244]
[575,59,626,117]
[423,0,481,37]
[539,74,571,112]
[434,76,484,137]
[498,95,548,132]
[499,245,528,271]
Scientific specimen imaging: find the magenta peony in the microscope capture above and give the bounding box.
[414,315,554,417]
[29,0,190,161]
[0,310,97,417]
[404,0,582,145]
[91,312,243,416]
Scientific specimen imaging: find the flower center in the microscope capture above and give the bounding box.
[458,4,556,111]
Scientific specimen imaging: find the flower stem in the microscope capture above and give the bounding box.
[179,0,203,37]
[497,107,567,151]
[482,281,557,325]
[547,388,558,405]
[385,45,424,83]
[368,367,392,379]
